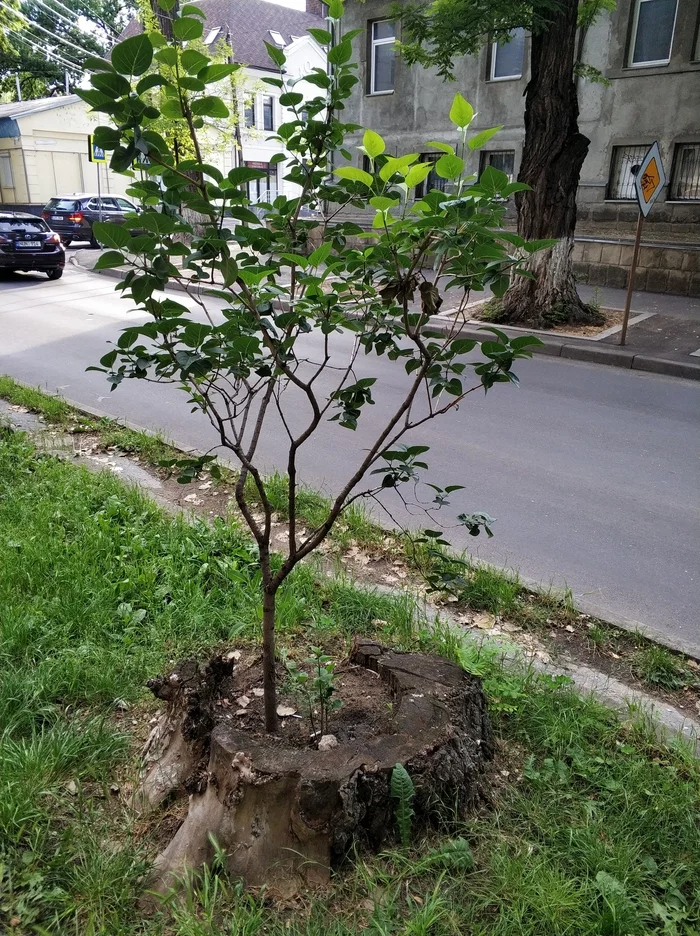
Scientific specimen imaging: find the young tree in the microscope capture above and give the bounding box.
[80,0,543,732]
[399,0,614,328]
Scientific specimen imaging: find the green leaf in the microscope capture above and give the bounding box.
[83,55,115,72]
[160,98,184,119]
[228,206,262,224]
[334,166,373,186]
[110,144,136,172]
[92,222,131,249]
[328,38,352,65]
[405,162,433,188]
[427,141,454,155]
[363,129,385,159]
[181,49,209,73]
[136,74,171,94]
[157,0,177,9]
[265,41,286,67]
[93,250,127,269]
[435,153,464,179]
[309,242,332,266]
[279,91,304,106]
[191,96,229,118]
[111,34,153,76]
[479,165,509,195]
[369,195,399,211]
[503,181,530,196]
[449,92,474,130]
[180,2,205,16]
[227,166,268,185]
[468,126,503,151]
[307,27,332,44]
[179,76,206,91]
[489,275,510,298]
[92,125,122,149]
[390,764,415,847]
[139,212,179,234]
[173,17,204,40]
[91,71,131,98]
[378,153,418,182]
[303,70,330,89]
[198,63,239,83]
[327,0,343,17]
[154,47,178,67]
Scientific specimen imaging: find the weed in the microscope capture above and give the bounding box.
[284,647,342,737]
[391,763,416,846]
[632,645,696,691]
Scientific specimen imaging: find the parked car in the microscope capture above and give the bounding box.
[0,211,65,279]
[41,194,141,248]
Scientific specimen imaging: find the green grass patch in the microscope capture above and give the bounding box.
[1,431,700,934]
[0,375,76,426]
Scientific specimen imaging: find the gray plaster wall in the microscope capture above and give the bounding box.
[340,0,700,230]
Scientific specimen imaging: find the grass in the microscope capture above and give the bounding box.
[1,430,699,935]
[0,375,76,425]
[633,644,698,692]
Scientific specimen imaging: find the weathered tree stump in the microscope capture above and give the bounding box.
[137,639,493,899]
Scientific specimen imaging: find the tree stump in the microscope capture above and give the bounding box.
[137,639,493,900]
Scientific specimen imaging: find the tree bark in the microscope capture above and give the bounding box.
[500,0,603,328]
[262,586,278,732]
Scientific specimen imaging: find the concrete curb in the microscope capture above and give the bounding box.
[71,254,700,383]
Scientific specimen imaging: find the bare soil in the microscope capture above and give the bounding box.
[467,304,624,337]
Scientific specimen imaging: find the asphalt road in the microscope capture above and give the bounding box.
[1,262,699,652]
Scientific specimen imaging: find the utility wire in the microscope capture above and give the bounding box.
[25,0,118,40]
[0,0,98,58]
[6,25,84,71]
[44,0,119,38]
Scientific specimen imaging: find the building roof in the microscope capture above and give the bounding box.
[0,95,82,121]
[121,0,324,72]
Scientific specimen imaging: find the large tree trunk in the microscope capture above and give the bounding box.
[501,0,602,328]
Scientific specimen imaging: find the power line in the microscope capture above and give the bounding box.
[41,0,119,38]
[0,0,98,58]
[24,0,78,37]
[6,25,84,71]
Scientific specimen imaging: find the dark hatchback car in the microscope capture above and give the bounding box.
[0,212,65,279]
[42,194,141,248]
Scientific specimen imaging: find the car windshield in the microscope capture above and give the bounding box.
[46,199,78,211]
[0,220,46,232]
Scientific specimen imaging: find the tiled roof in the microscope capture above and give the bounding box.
[0,95,82,120]
[121,0,324,71]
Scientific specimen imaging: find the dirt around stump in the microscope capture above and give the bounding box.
[137,639,493,901]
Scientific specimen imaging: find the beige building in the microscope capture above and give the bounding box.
[0,96,132,211]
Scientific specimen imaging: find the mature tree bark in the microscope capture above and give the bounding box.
[500,0,603,328]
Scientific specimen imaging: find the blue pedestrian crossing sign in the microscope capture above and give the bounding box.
[88,135,106,163]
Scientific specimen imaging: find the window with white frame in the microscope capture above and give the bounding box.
[480,150,515,183]
[263,95,274,131]
[670,143,700,200]
[0,152,14,189]
[629,0,678,66]
[490,28,525,80]
[244,96,255,128]
[607,145,648,198]
[370,20,396,94]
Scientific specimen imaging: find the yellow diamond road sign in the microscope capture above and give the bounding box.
[635,142,666,217]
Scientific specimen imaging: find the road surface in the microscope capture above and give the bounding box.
[1,262,699,651]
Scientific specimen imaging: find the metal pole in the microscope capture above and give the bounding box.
[15,73,21,101]
[65,71,69,94]
[619,210,644,347]
[97,162,102,222]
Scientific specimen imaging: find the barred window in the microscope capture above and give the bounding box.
[480,150,515,183]
[669,144,700,200]
[607,145,648,199]
[415,154,448,198]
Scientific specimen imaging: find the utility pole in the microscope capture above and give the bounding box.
[65,70,69,94]
[15,73,21,101]
[226,28,244,172]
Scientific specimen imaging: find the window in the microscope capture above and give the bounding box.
[245,161,277,203]
[262,95,274,131]
[370,20,396,94]
[203,27,221,46]
[116,198,137,211]
[490,28,525,80]
[480,150,515,183]
[607,144,648,198]
[670,143,700,200]
[0,153,14,189]
[415,154,448,198]
[629,0,678,66]
[268,29,286,46]
[244,97,256,129]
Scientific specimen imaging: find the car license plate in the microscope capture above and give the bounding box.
[17,241,41,248]
[51,215,63,221]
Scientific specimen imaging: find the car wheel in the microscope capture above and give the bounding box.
[89,234,102,249]
[61,237,73,247]
[47,268,63,281]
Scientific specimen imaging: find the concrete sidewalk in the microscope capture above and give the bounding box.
[71,248,700,382]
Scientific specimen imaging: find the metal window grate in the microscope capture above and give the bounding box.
[480,150,515,183]
[670,143,700,200]
[607,145,648,199]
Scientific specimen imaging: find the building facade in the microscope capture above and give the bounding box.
[340,0,700,294]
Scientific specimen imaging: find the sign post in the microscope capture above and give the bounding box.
[619,141,666,346]
[87,135,107,224]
